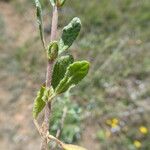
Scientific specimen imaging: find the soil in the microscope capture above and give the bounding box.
[0,1,41,150]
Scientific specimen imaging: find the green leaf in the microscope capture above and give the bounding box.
[59,17,81,53]
[32,86,46,119]
[62,143,87,150]
[42,87,55,102]
[58,0,66,6]
[49,0,66,7]
[32,86,54,119]
[35,0,45,48]
[42,88,50,102]
[47,41,58,60]
[55,61,90,94]
[52,55,74,89]
[49,0,55,6]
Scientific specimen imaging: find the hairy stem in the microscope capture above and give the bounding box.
[50,6,58,42]
[41,6,58,150]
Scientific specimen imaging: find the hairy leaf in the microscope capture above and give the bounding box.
[62,143,87,150]
[42,88,50,102]
[42,87,54,102]
[55,61,90,94]
[52,55,74,89]
[59,17,81,53]
[35,0,45,48]
[47,41,58,60]
[32,86,46,119]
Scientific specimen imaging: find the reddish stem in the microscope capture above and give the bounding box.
[41,6,58,150]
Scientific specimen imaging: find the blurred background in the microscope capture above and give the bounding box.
[0,0,150,149]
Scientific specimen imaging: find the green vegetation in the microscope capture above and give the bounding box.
[32,0,89,149]
[0,0,149,149]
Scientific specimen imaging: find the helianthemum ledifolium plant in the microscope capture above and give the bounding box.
[32,0,90,150]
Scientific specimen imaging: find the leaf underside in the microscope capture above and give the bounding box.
[59,17,81,53]
[55,61,90,94]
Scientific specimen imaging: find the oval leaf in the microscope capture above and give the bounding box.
[52,55,74,89]
[32,86,46,119]
[59,17,81,53]
[62,144,87,150]
[55,61,90,94]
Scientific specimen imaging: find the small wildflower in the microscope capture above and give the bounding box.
[111,118,119,128]
[134,140,142,148]
[111,122,118,128]
[106,118,119,127]
[112,118,119,124]
[139,126,148,134]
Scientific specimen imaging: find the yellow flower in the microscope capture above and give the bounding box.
[112,118,119,124]
[106,118,119,127]
[139,126,148,134]
[134,140,142,148]
[111,122,118,128]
